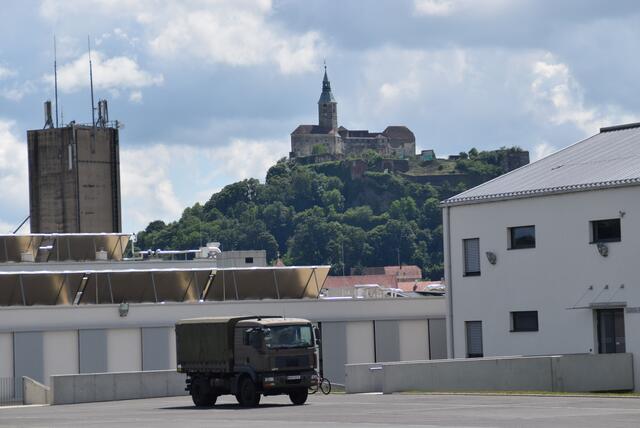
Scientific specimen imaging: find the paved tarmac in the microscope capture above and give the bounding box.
[1,393,640,427]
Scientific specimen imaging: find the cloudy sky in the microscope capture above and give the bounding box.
[1,0,639,233]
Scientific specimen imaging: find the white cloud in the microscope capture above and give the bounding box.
[213,137,289,183]
[377,48,468,107]
[353,46,637,146]
[1,80,37,102]
[532,141,557,161]
[120,145,184,232]
[147,1,324,74]
[414,0,456,16]
[0,119,29,232]
[40,0,326,74]
[0,65,16,80]
[414,0,511,16]
[527,54,636,135]
[129,90,143,103]
[44,51,163,93]
[119,137,287,231]
[356,46,470,119]
[0,65,34,102]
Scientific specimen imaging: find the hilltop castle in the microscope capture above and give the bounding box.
[290,67,416,160]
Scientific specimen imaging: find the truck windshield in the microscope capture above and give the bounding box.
[264,325,313,349]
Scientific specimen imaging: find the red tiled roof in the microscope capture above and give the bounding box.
[382,126,415,141]
[383,265,422,279]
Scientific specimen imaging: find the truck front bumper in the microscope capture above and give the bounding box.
[261,370,316,391]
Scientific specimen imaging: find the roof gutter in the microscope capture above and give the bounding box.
[441,178,640,208]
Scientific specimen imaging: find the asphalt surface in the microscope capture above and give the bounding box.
[1,393,640,427]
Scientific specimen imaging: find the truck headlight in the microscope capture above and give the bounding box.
[264,377,274,383]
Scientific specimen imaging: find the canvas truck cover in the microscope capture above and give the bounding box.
[176,316,246,372]
[176,316,277,372]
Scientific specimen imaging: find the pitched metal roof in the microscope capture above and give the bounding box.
[443,123,640,206]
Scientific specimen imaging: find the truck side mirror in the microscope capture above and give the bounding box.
[314,326,321,344]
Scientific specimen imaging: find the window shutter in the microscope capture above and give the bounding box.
[464,238,480,275]
[466,321,483,357]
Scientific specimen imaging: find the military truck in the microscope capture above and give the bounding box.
[176,316,319,407]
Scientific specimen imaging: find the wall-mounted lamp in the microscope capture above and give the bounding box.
[485,251,497,265]
[596,243,609,257]
[118,302,129,317]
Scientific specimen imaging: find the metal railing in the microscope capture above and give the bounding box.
[0,377,19,406]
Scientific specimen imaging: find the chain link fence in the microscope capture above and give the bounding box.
[0,377,20,406]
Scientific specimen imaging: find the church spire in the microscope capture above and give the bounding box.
[318,63,337,129]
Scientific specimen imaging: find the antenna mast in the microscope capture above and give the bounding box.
[88,36,96,129]
[54,35,59,128]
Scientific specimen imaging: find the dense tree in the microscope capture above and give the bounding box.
[136,149,522,279]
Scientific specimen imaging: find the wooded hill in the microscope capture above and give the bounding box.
[136,148,525,280]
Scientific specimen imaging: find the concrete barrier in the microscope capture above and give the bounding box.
[22,377,50,405]
[345,353,634,394]
[551,353,634,392]
[51,370,187,405]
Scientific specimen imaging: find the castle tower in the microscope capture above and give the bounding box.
[318,66,337,129]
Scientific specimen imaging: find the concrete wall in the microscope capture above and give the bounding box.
[28,126,121,233]
[216,250,267,268]
[445,186,640,389]
[51,370,186,405]
[23,376,50,405]
[0,297,446,392]
[345,353,634,394]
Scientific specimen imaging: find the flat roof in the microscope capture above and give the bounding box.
[0,266,330,306]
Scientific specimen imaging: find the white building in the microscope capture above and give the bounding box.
[442,122,640,389]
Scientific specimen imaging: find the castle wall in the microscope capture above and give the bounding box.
[343,137,390,157]
[291,134,343,157]
[388,138,416,159]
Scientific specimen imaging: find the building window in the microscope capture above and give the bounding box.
[245,257,254,264]
[465,321,483,358]
[509,225,535,249]
[591,219,621,243]
[510,311,539,332]
[463,238,480,276]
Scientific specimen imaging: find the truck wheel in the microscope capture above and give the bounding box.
[289,388,308,405]
[191,379,216,407]
[236,376,260,407]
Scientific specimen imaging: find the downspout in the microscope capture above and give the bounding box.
[443,205,455,358]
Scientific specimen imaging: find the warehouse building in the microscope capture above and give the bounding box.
[0,234,446,402]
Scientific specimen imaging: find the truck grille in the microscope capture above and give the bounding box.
[274,356,307,369]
